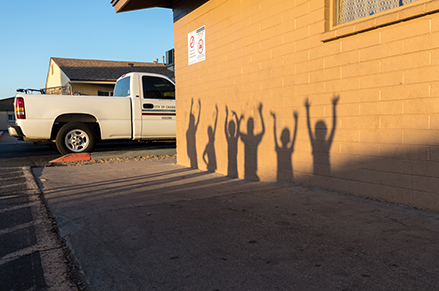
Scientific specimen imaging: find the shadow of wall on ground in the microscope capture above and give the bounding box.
[299,141,439,212]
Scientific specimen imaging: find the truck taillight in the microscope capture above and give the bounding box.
[16,97,26,119]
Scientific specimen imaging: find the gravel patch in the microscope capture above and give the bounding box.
[51,154,176,167]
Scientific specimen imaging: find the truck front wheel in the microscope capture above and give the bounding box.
[56,122,96,155]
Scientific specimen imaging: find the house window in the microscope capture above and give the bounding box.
[165,49,174,66]
[7,113,15,122]
[337,0,419,24]
[98,90,114,96]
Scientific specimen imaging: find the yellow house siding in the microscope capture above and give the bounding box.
[0,112,15,131]
[174,0,439,211]
[45,59,70,88]
[70,83,114,96]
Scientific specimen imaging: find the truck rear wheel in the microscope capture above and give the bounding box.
[56,122,96,155]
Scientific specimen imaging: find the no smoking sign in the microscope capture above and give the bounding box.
[198,39,204,54]
[188,26,206,65]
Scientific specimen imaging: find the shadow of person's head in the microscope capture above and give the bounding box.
[315,120,327,141]
[280,128,291,147]
[228,120,236,136]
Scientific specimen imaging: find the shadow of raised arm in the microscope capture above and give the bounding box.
[290,111,299,150]
[271,111,279,150]
[258,103,265,138]
[304,98,313,142]
[327,95,339,144]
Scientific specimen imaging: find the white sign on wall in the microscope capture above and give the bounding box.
[188,26,206,65]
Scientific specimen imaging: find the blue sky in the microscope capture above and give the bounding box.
[0,1,174,99]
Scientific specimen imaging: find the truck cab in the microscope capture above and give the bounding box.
[115,72,176,140]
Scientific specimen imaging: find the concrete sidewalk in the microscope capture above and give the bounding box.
[0,131,26,145]
[34,158,439,291]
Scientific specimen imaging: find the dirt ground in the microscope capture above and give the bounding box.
[52,154,176,167]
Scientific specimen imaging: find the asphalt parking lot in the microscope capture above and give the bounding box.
[0,131,175,290]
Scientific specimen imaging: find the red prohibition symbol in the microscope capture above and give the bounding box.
[198,39,204,54]
[190,36,195,48]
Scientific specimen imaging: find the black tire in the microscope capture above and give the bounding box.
[55,122,96,155]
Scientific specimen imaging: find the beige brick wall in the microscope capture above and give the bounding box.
[174,0,439,211]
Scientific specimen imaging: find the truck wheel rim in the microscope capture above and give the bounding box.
[65,129,89,152]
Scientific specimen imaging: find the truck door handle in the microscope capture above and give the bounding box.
[143,103,154,109]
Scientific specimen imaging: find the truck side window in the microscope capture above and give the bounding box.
[114,77,131,97]
[142,76,175,100]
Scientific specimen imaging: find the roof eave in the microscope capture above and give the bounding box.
[111,0,172,13]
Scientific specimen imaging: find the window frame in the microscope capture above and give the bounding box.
[98,90,114,96]
[7,112,15,122]
[322,0,439,42]
[141,76,175,100]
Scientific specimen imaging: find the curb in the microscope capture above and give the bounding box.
[92,148,176,160]
[50,153,92,163]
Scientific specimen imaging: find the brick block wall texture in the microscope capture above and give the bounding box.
[174,0,439,211]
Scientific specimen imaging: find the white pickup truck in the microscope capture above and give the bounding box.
[8,72,176,155]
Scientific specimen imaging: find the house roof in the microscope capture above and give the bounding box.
[52,57,175,82]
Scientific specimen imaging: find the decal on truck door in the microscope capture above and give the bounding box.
[142,76,176,117]
[142,105,176,116]
[141,76,176,136]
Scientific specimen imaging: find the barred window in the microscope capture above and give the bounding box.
[7,113,15,122]
[337,0,419,24]
[98,90,114,96]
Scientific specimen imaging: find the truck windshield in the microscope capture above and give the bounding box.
[114,77,131,97]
